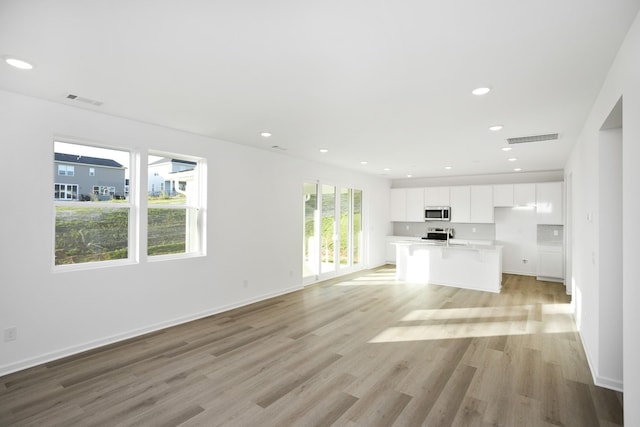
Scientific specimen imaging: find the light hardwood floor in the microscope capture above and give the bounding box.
[0,268,623,426]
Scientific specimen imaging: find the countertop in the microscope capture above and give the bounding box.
[391,238,502,252]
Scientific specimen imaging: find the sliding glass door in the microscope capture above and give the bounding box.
[303,182,363,284]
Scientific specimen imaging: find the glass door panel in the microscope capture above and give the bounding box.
[340,188,351,267]
[352,189,362,265]
[320,184,336,274]
[303,183,318,280]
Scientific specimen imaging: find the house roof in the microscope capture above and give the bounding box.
[149,158,197,167]
[55,153,123,168]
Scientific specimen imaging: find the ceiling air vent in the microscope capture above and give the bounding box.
[65,93,104,106]
[507,133,558,145]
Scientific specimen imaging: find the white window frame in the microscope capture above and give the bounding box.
[146,151,206,262]
[54,183,78,200]
[92,185,116,196]
[57,164,75,176]
[53,140,136,272]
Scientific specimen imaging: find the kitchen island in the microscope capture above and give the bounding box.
[393,240,503,293]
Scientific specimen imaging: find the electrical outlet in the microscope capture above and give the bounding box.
[553,229,559,236]
[4,327,17,342]
[472,227,476,233]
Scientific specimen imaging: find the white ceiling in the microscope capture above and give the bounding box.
[1,1,639,179]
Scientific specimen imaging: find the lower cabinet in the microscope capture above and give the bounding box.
[537,245,564,281]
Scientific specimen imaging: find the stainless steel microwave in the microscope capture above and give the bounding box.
[425,206,451,221]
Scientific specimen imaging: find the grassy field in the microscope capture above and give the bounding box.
[55,196,188,265]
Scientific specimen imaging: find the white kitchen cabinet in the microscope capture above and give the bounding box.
[406,188,425,222]
[390,188,424,222]
[470,185,494,223]
[450,186,471,223]
[537,245,564,281]
[514,183,536,207]
[424,186,450,207]
[390,189,407,221]
[493,184,514,207]
[536,182,563,224]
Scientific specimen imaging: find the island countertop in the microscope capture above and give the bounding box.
[392,240,503,293]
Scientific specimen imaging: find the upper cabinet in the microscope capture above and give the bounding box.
[390,188,424,222]
[424,186,450,206]
[450,186,493,223]
[515,183,536,207]
[406,188,425,222]
[493,184,514,207]
[391,181,563,224]
[536,182,563,224]
[390,188,407,222]
[470,185,494,223]
[493,183,535,207]
[450,186,471,223]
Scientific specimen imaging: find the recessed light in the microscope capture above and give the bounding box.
[444,166,452,170]
[260,132,272,138]
[360,161,368,165]
[472,87,491,96]
[319,148,328,153]
[489,125,503,131]
[383,168,391,171]
[4,56,34,70]
[407,174,413,178]
[501,147,512,152]
[514,168,522,172]
[508,157,518,162]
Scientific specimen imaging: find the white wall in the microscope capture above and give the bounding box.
[0,89,391,375]
[494,208,538,276]
[565,9,640,424]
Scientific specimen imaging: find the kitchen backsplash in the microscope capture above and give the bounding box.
[537,224,564,245]
[392,222,496,240]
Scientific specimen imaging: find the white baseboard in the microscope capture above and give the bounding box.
[0,285,302,377]
[502,270,535,276]
[578,328,624,392]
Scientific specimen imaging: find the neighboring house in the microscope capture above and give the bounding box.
[148,158,197,198]
[54,153,126,201]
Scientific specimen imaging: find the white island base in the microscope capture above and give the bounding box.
[394,242,503,293]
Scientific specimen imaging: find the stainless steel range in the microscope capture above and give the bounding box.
[422,227,454,242]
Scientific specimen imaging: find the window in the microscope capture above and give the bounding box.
[92,186,116,196]
[54,142,206,269]
[147,154,203,257]
[54,141,130,266]
[54,183,78,200]
[57,165,74,176]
